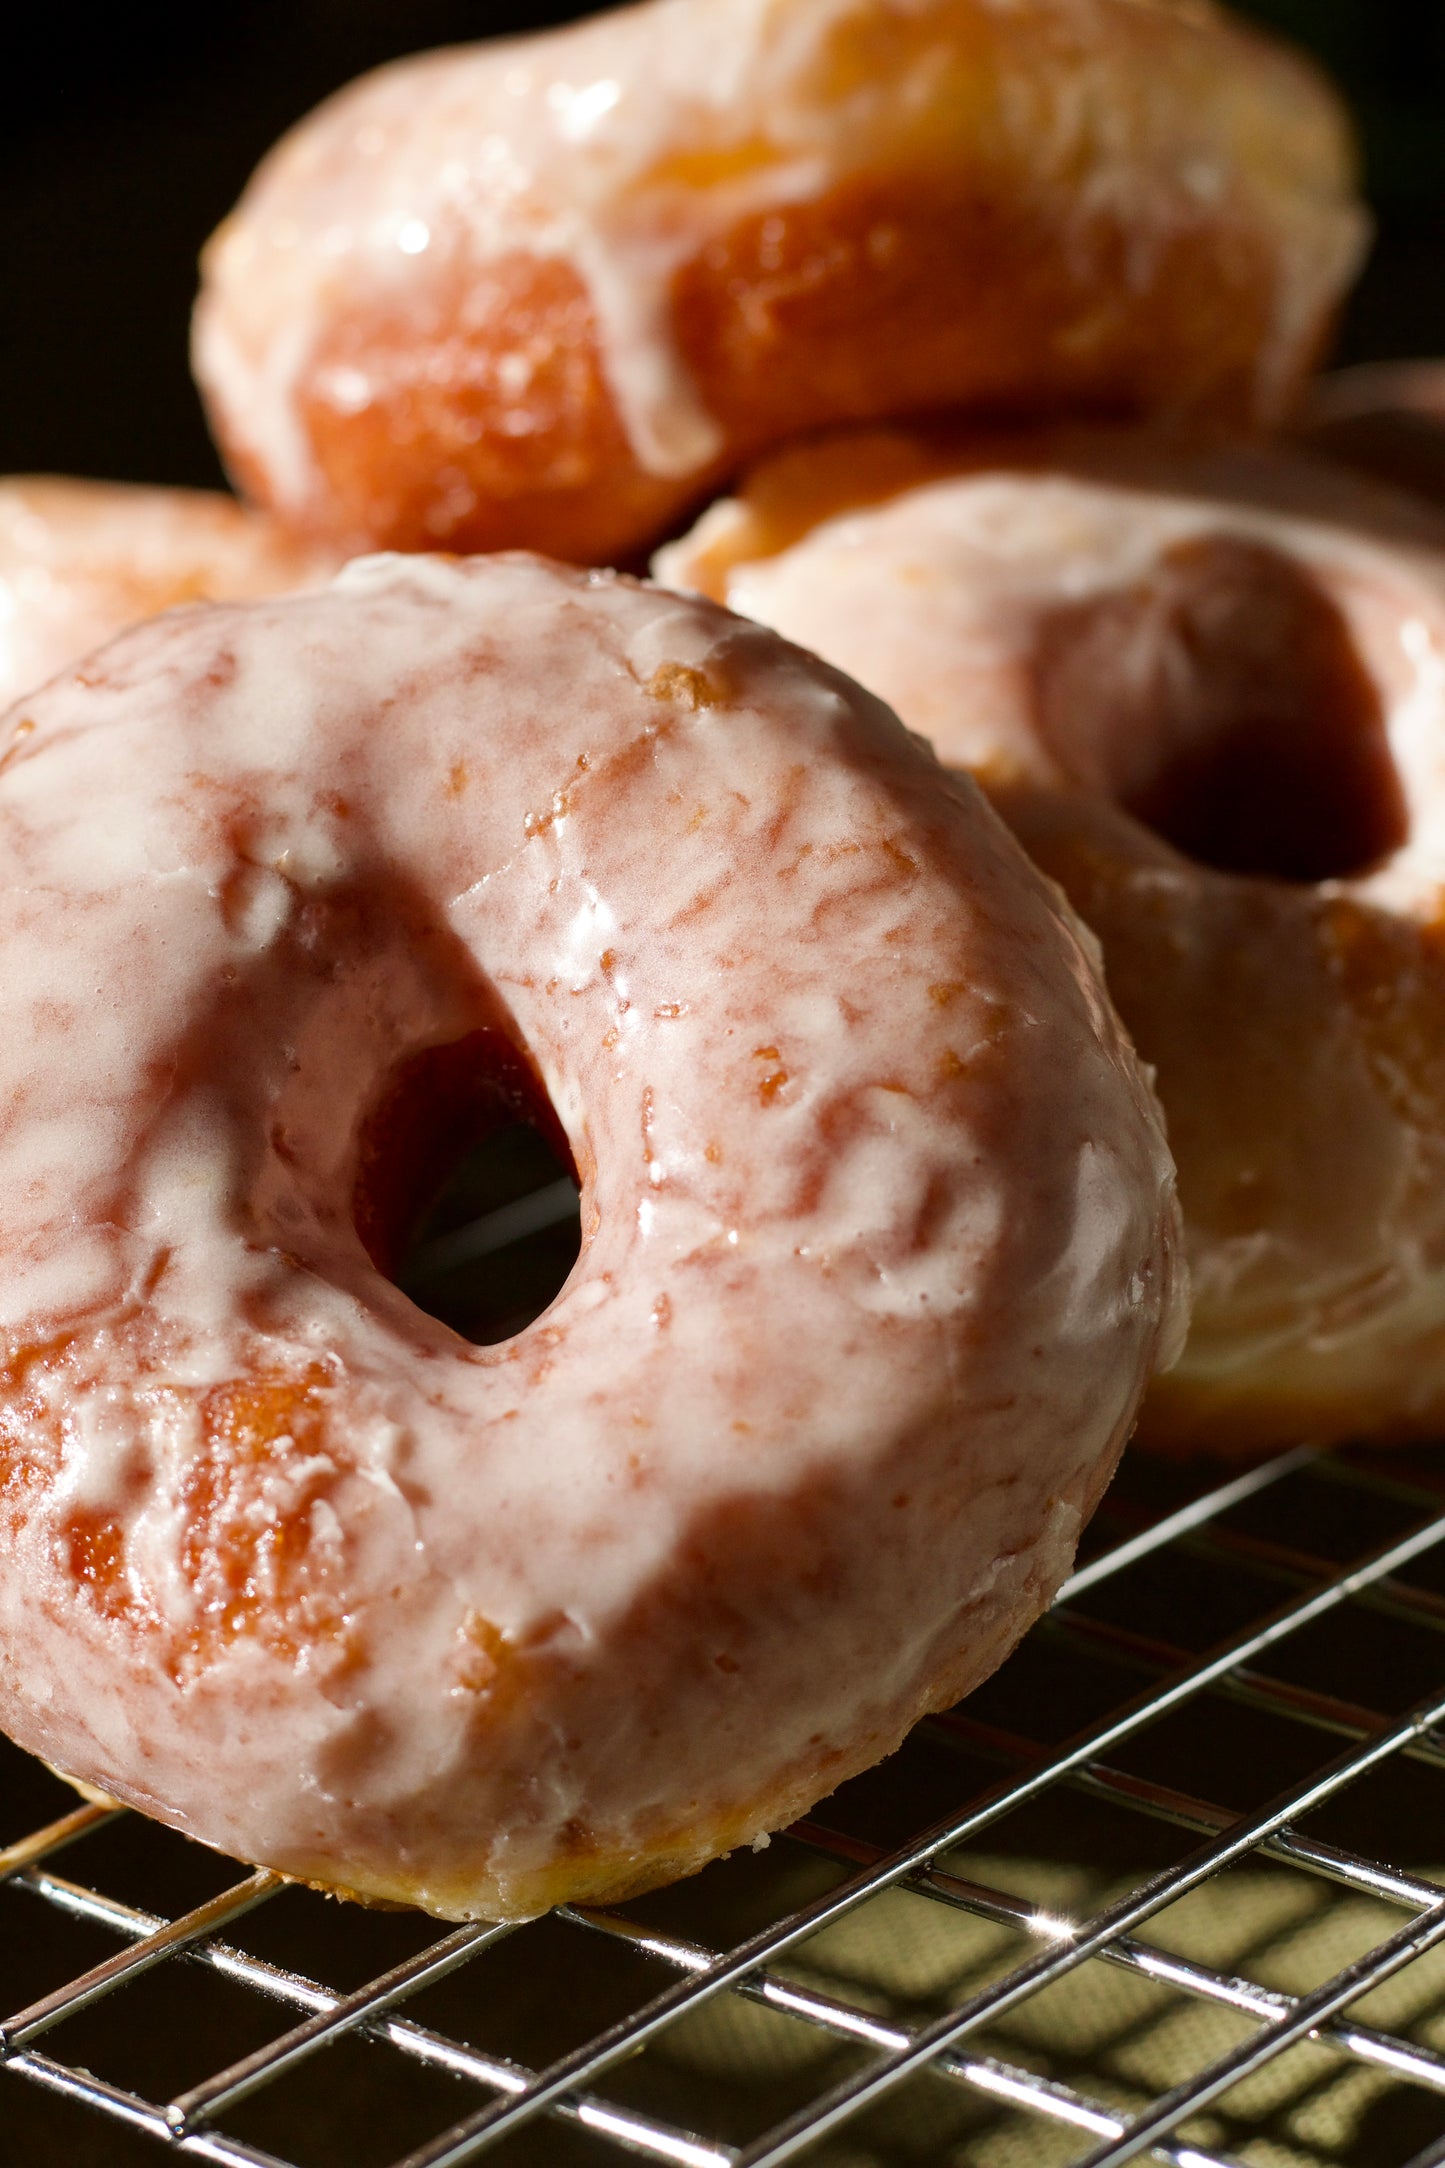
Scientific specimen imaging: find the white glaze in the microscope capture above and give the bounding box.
[193,0,1365,519]
[0,478,338,711]
[0,555,1182,1915]
[660,430,1445,1447]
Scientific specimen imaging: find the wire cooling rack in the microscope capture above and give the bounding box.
[8,1442,1445,2167]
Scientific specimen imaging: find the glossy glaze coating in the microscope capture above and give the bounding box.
[194,0,1364,566]
[660,428,1445,1451]
[0,554,1181,1917]
[0,477,338,710]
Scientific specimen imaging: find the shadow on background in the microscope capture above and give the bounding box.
[0,0,1442,491]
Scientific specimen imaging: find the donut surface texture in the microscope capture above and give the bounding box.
[0,554,1182,1919]
[659,428,1445,1454]
[193,0,1365,567]
[0,477,338,710]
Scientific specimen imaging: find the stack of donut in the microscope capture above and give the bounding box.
[0,0,1436,1920]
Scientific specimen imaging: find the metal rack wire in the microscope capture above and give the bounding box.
[7,1440,1445,2167]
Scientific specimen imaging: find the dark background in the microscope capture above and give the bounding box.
[0,0,1442,493]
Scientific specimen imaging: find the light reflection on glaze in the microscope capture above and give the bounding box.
[0,554,1181,1918]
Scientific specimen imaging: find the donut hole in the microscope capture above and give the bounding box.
[355,1030,581,1344]
[1032,536,1408,883]
[398,1125,581,1345]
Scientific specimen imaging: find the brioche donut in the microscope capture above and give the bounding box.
[659,427,1445,1453]
[0,477,338,709]
[0,553,1182,1918]
[192,0,1365,568]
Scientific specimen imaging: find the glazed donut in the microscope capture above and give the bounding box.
[659,426,1445,1453]
[193,0,1365,568]
[0,554,1181,1918]
[0,477,338,710]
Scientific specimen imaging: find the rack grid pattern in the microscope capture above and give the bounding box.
[7,1442,1445,2167]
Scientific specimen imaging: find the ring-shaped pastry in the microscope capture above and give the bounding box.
[660,427,1445,1452]
[193,0,1365,566]
[0,553,1182,1915]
